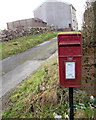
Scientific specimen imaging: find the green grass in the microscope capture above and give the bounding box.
[2,54,95,119]
[2,56,60,118]
[1,32,58,59]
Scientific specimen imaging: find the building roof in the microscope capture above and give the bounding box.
[7,18,47,24]
[45,0,71,5]
[34,0,76,12]
[32,18,47,23]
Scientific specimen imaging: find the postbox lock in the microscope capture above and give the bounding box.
[68,56,73,60]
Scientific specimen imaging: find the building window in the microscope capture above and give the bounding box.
[69,24,71,28]
[35,20,37,22]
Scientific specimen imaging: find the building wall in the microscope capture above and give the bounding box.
[34,2,78,30]
[71,6,78,30]
[34,3,47,23]
[7,18,47,30]
[26,19,33,27]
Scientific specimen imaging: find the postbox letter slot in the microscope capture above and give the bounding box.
[59,42,80,46]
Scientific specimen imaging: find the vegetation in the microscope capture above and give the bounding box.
[2,54,95,119]
[81,1,96,119]
[1,32,58,59]
[2,1,96,119]
[82,1,95,47]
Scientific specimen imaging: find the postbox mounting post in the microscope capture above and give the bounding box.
[69,87,74,120]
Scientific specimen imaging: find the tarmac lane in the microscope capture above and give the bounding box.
[0,37,57,98]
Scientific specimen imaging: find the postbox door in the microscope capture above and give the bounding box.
[59,57,81,88]
[58,32,82,88]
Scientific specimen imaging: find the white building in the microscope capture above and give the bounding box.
[34,0,78,30]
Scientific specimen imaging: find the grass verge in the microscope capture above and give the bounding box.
[1,32,58,59]
[2,54,95,119]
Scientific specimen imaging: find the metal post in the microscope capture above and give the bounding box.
[69,87,74,120]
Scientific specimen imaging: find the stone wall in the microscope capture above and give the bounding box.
[0,26,56,42]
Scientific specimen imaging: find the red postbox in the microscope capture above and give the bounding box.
[58,32,82,88]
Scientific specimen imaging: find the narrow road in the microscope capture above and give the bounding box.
[0,37,57,98]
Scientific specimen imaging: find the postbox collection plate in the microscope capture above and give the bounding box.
[65,62,75,79]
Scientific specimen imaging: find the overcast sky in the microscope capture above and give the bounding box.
[0,0,86,30]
